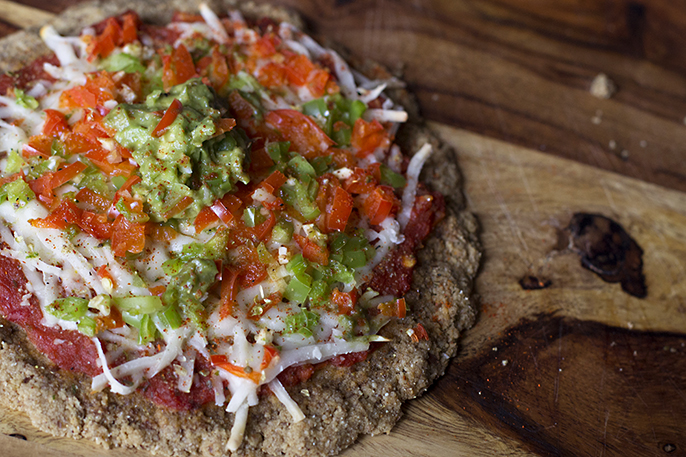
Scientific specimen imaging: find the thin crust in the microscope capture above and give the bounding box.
[0,1,481,456]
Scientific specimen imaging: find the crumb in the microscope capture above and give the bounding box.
[591,109,603,125]
[501,360,508,366]
[608,140,616,150]
[639,140,647,148]
[590,73,616,99]
[620,149,629,160]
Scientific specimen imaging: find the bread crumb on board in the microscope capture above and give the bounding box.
[590,73,617,99]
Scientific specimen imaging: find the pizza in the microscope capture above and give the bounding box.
[0,1,480,456]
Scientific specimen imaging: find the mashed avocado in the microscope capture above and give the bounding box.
[104,78,250,222]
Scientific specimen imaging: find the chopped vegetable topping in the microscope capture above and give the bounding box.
[0,5,439,451]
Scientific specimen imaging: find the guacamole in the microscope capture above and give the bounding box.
[104,78,250,222]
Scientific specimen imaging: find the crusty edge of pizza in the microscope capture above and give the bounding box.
[0,1,481,456]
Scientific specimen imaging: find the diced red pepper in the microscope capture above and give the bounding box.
[363,186,397,225]
[42,109,69,137]
[152,99,183,138]
[161,195,193,220]
[293,233,329,265]
[211,354,262,383]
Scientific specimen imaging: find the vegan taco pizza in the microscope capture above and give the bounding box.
[0,1,480,456]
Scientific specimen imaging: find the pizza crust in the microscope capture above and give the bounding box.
[0,1,481,456]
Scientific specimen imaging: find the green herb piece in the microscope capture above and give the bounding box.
[284,308,320,338]
[380,164,406,189]
[271,219,294,244]
[46,297,89,321]
[14,89,39,110]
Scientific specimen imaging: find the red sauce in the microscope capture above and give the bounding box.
[140,355,216,411]
[0,256,100,376]
[278,363,315,387]
[0,55,59,96]
[367,187,445,296]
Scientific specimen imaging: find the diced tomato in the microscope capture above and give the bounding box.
[75,188,110,211]
[148,225,178,243]
[148,285,166,296]
[96,306,125,332]
[343,167,377,195]
[308,69,330,98]
[258,62,286,89]
[214,118,236,136]
[265,109,334,159]
[253,34,279,58]
[63,132,97,155]
[232,245,268,288]
[121,12,139,44]
[363,186,398,225]
[42,109,69,137]
[152,99,183,138]
[31,199,82,229]
[294,233,329,265]
[114,175,141,202]
[194,206,219,232]
[88,17,120,61]
[22,135,53,158]
[327,186,353,232]
[171,12,203,22]
[260,170,287,194]
[162,44,196,90]
[351,118,388,157]
[209,199,234,226]
[378,297,406,318]
[330,288,357,315]
[51,161,87,189]
[28,162,86,209]
[413,323,429,341]
[207,46,230,90]
[210,354,261,384]
[284,54,315,86]
[250,210,276,242]
[111,214,146,256]
[249,146,275,171]
[79,211,113,239]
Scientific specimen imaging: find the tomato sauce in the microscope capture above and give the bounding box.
[0,55,59,96]
[367,187,445,296]
[0,256,100,376]
[140,355,216,410]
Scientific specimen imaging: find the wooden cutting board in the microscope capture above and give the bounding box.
[1,123,685,457]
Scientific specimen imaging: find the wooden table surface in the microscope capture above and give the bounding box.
[0,1,685,457]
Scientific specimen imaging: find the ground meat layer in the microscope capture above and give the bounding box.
[0,1,481,456]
